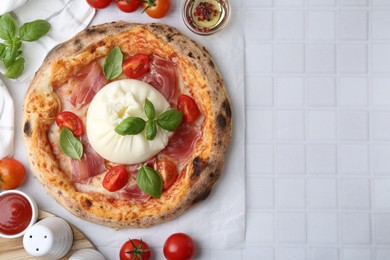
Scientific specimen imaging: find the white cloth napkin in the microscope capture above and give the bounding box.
[0,79,14,159]
[0,0,96,82]
[0,0,29,16]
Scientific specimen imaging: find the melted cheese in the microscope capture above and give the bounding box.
[86,79,171,164]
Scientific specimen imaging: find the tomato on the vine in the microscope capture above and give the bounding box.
[157,159,178,190]
[122,54,150,78]
[163,233,196,260]
[102,166,128,192]
[0,158,27,190]
[55,111,84,137]
[120,239,151,260]
[115,0,142,12]
[178,95,200,123]
[143,0,171,19]
[86,0,112,9]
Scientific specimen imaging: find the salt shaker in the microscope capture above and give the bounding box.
[69,248,106,260]
[23,216,73,259]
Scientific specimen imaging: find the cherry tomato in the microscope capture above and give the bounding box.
[0,158,27,190]
[56,111,84,137]
[157,159,178,190]
[120,239,151,260]
[178,95,200,123]
[102,166,128,192]
[115,0,142,12]
[143,0,171,19]
[163,233,196,260]
[86,0,112,9]
[122,55,150,79]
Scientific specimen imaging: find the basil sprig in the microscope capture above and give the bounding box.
[115,99,183,140]
[4,57,24,79]
[144,99,155,120]
[115,117,146,135]
[103,46,123,81]
[0,13,50,79]
[19,20,51,42]
[136,165,163,198]
[156,110,183,131]
[59,128,83,160]
[0,13,16,41]
[145,120,157,140]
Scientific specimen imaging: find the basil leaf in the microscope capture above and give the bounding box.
[3,40,21,68]
[4,57,24,79]
[136,166,163,198]
[0,13,17,41]
[19,20,51,42]
[0,43,6,60]
[59,128,83,160]
[145,120,157,140]
[157,110,183,131]
[144,99,155,120]
[115,117,146,135]
[103,46,123,81]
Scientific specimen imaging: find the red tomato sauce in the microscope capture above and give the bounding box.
[0,193,32,235]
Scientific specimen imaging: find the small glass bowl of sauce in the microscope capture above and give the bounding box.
[182,0,231,36]
[0,190,38,239]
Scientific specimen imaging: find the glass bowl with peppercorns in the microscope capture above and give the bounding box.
[182,0,231,36]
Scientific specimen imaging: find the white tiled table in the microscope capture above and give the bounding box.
[3,0,390,259]
[245,0,390,259]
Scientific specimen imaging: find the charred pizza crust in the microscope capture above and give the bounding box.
[22,22,232,228]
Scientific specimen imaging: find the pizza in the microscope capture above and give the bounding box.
[22,22,232,228]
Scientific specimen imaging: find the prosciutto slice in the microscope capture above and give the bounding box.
[143,54,178,105]
[163,124,200,162]
[125,157,157,180]
[118,183,150,203]
[69,61,106,108]
[70,136,105,183]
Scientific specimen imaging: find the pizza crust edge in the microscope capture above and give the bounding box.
[22,22,233,228]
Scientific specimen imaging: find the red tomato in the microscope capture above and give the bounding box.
[163,233,196,260]
[122,55,150,79]
[56,111,84,137]
[143,0,171,19]
[115,0,142,12]
[157,159,178,190]
[86,0,112,9]
[102,166,128,192]
[120,239,151,260]
[178,95,200,123]
[0,158,27,190]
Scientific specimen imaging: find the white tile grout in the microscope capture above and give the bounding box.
[244,0,390,258]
